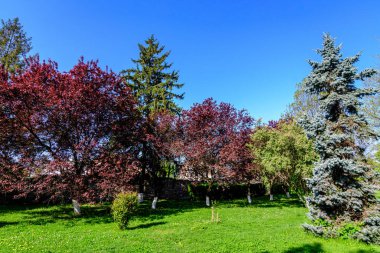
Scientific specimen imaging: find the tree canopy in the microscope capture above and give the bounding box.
[249,120,317,200]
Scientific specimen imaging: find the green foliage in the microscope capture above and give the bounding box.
[313,218,332,228]
[0,17,32,73]
[338,223,362,240]
[121,35,184,116]
[111,192,138,230]
[249,120,317,197]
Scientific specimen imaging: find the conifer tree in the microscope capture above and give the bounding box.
[300,34,380,244]
[121,35,184,208]
[0,18,32,73]
[122,35,184,115]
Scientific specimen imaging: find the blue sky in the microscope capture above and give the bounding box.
[1,1,380,121]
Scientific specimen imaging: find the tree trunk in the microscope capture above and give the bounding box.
[138,142,147,203]
[247,183,252,204]
[206,182,212,206]
[206,195,210,206]
[286,192,290,198]
[138,193,144,203]
[151,197,158,209]
[268,182,274,201]
[72,199,81,215]
[138,165,145,203]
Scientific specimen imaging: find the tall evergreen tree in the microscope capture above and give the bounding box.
[122,35,184,116]
[0,18,32,73]
[121,35,184,208]
[300,34,380,244]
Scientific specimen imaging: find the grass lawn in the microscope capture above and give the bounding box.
[1,196,380,253]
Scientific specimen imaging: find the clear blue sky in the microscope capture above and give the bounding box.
[1,1,380,121]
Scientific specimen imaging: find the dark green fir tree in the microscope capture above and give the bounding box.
[121,35,184,208]
[299,34,380,244]
[122,35,184,116]
[0,18,32,73]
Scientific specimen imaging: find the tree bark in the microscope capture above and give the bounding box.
[206,182,212,206]
[151,197,158,209]
[138,193,144,203]
[72,199,81,215]
[247,183,252,204]
[206,195,210,206]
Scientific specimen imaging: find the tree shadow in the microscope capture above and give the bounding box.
[0,196,304,229]
[0,221,19,228]
[216,195,304,209]
[283,243,324,253]
[132,199,204,222]
[354,250,380,253]
[0,204,114,227]
[126,221,166,230]
[0,199,202,228]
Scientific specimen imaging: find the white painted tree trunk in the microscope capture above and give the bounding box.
[138,193,144,203]
[151,197,158,209]
[286,192,290,198]
[206,195,210,206]
[247,194,252,204]
[72,199,81,215]
[270,194,274,201]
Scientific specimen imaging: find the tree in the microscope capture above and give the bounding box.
[0,18,32,200]
[299,34,380,244]
[363,57,380,135]
[286,80,321,120]
[0,18,32,73]
[0,57,140,213]
[249,119,317,202]
[121,35,184,208]
[176,98,255,206]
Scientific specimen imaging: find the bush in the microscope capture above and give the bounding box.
[111,192,138,230]
[338,223,362,239]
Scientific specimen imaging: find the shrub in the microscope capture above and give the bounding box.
[338,223,362,239]
[111,192,138,230]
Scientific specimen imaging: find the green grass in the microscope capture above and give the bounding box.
[0,196,379,253]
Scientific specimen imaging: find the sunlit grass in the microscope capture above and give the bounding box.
[0,196,379,252]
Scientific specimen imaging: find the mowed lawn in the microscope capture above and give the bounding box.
[1,196,380,253]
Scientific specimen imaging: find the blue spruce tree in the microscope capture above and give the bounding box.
[300,34,380,244]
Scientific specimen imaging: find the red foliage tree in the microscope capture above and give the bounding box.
[0,58,140,211]
[176,98,256,205]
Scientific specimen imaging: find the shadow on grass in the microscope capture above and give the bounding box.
[0,199,203,228]
[282,242,376,253]
[127,221,166,230]
[216,195,304,209]
[283,243,324,253]
[0,204,113,227]
[0,196,304,228]
[0,221,19,228]
[132,199,204,223]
